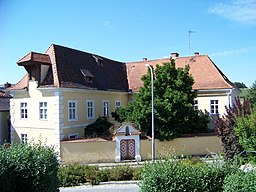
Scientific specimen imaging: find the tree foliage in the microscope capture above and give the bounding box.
[234,82,247,88]
[248,80,256,109]
[112,59,209,140]
[235,112,256,163]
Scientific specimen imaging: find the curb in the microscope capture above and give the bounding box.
[100,180,140,185]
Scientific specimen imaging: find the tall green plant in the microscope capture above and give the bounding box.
[113,59,209,140]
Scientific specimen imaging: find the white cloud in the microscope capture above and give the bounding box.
[210,47,255,57]
[104,21,113,29]
[209,0,256,24]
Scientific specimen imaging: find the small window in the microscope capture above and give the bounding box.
[92,55,104,66]
[21,134,28,143]
[68,100,78,121]
[115,100,121,108]
[39,102,47,120]
[86,100,95,119]
[210,100,219,114]
[68,133,78,139]
[194,100,198,110]
[80,69,94,83]
[20,102,28,119]
[102,100,110,117]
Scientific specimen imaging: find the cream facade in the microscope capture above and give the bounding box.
[10,81,129,151]
[195,89,240,116]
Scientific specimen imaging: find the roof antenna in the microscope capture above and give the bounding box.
[188,30,196,55]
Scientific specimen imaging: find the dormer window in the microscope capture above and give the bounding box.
[80,69,94,83]
[92,55,104,66]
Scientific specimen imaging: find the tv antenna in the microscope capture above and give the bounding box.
[188,30,196,55]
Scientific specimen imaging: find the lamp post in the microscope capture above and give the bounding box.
[145,64,155,162]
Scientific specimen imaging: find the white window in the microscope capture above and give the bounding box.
[68,133,78,139]
[210,100,219,114]
[194,100,198,110]
[20,102,28,119]
[68,100,78,121]
[39,102,47,120]
[86,100,95,119]
[21,134,28,143]
[115,100,121,108]
[102,100,110,117]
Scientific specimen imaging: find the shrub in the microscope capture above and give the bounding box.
[223,171,256,192]
[58,164,141,187]
[58,164,102,186]
[58,164,87,187]
[0,142,59,192]
[140,160,237,192]
[84,117,113,138]
[214,98,251,161]
[109,165,135,181]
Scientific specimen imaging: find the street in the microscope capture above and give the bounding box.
[59,183,140,192]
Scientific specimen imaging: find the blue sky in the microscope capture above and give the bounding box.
[0,0,256,87]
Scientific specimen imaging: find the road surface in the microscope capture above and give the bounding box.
[60,183,140,192]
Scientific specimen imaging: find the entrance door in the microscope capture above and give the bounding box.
[120,139,135,160]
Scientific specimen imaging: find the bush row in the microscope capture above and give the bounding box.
[0,142,59,192]
[140,160,256,192]
[58,163,141,186]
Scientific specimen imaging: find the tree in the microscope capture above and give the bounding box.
[233,82,247,88]
[248,81,256,109]
[112,59,209,141]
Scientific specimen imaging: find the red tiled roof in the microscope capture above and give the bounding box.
[11,45,234,93]
[126,55,234,92]
[17,52,51,66]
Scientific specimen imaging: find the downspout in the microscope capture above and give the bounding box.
[227,89,233,108]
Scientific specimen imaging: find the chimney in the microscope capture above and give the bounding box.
[194,52,199,56]
[4,82,11,88]
[143,58,148,61]
[171,52,179,59]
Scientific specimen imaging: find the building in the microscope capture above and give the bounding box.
[0,83,12,144]
[8,44,239,152]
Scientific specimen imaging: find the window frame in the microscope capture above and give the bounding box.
[21,133,28,143]
[20,102,28,119]
[194,100,198,110]
[210,99,219,114]
[39,102,48,120]
[115,100,122,108]
[86,99,95,119]
[68,100,78,122]
[68,133,78,139]
[102,100,110,117]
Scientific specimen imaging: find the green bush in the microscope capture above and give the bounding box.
[58,164,87,187]
[84,117,113,138]
[223,171,256,192]
[140,160,237,192]
[109,165,135,181]
[58,164,141,187]
[58,164,102,186]
[0,142,59,192]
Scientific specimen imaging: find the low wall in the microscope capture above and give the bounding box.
[60,135,222,163]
